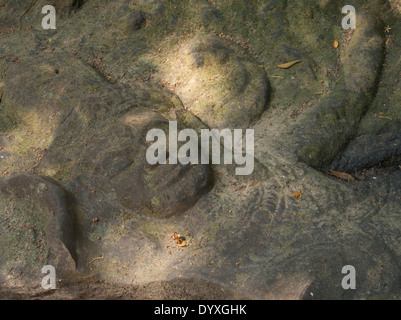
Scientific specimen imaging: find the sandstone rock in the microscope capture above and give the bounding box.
[0,174,76,285]
[162,35,269,129]
[0,0,401,300]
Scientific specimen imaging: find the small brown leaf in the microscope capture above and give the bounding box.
[169,231,188,247]
[290,190,302,199]
[277,60,301,69]
[329,170,356,182]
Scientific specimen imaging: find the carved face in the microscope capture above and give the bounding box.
[2,53,212,218]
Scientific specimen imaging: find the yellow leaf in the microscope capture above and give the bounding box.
[277,60,301,69]
[290,190,302,199]
[333,40,339,48]
[178,240,187,247]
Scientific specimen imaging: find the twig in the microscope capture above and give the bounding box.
[19,0,38,27]
[89,255,104,265]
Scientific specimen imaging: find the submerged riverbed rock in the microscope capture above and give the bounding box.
[0,0,401,300]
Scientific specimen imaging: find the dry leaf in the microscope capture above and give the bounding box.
[178,240,187,247]
[329,170,356,182]
[277,60,301,69]
[333,40,339,48]
[169,231,188,247]
[290,190,302,199]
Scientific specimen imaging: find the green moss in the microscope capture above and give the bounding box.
[128,58,157,82]
[150,197,160,208]
[0,99,20,133]
[0,197,50,277]
[139,220,160,240]
[298,145,323,168]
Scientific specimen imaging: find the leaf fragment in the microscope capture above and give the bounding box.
[290,190,302,199]
[177,240,187,247]
[378,115,393,120]
[329,170,356,182]
[333,40,339,48]
[277,60,301,69]
[169,231,188,247]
